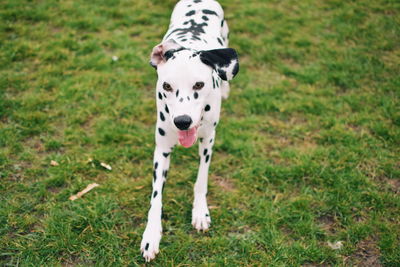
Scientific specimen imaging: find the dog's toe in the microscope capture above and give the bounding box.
[140,226,161,262]
[192,208,211,231]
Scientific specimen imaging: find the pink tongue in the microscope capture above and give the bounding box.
[178,128,197,148]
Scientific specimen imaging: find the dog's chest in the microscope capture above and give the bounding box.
[163,0,226,50]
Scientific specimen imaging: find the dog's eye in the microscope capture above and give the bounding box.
[193,82,204,90]
[163,82,172,92]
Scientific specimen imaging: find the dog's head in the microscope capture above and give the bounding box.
[150,39,239,148]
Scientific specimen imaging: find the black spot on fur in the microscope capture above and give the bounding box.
[158,92,162,100]
[203,149,208,156]
[163,93,167,98]
[154,162,158,169]
[194,92,198,99]
[186,10,195,16]
[218,69,227,80]
[194,0,201,3]
[176,90,179,97]
[202,15,209,21]
[165,19,208,41]
[205,213,209,217]
[158,128,165,136]
[163,152,170,158]
[199,138,203,143]
[209,138,213,143]
[202,9,218,16]
[221,20,224,27]
[179,97,183,102]
[164,47,186,62]
[205,155,210,163]
[214,122,217,126]
[153,170,156,182]
[205,104,211,111]
[160,111,165,121]
[165,105,169,113]
[187,96,190,101]
[163,170,168,178]
[162,181,165,192]
[145,243,149,250]
[181,39,187,42]
[217,37,223,46]
[153,191,158,198]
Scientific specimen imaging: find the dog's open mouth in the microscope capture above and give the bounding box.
[178,126,198,148]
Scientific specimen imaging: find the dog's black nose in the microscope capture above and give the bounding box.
[174,115,192,130]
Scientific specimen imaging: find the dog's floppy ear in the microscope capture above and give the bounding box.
[150,39,182,69]
[199,48,239,81]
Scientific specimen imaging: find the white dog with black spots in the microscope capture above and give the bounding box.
[140,0,239,261]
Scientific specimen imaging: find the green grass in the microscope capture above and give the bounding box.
[1,0,399,265]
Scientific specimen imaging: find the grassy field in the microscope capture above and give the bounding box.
[1,0,399,265]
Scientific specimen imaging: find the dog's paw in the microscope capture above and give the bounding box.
[192,206,211,232]
[140,225,162,262]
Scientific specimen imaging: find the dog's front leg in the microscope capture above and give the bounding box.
[140,144,172,262]
[192,130,215,231]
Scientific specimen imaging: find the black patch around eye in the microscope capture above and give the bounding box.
[158,128,165,136]
[160,112,165,121]
[202,9,218,16]
[194,92,199,99]
[176,90,179,97]
[205,104,211,111]
[165,105,169,113]
[158,92,162,100]
[202,16,208,21]
[186,10,195,16]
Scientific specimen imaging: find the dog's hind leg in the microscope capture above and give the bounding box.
[192,130,215,231]
[141,143,173,262]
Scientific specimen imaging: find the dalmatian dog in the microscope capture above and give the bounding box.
[140,0,239,262]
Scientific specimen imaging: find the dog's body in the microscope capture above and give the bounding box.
[141,0,239,261]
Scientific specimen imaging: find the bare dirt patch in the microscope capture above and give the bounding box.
[387,179,400,194]
[346,237,382,267]
[211,175,236,192]
[317,214,337,234]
